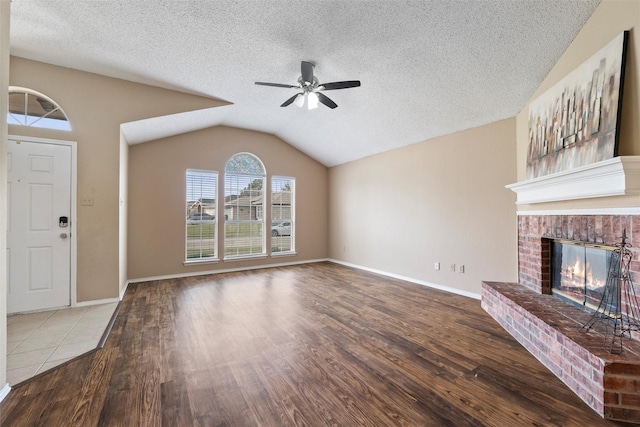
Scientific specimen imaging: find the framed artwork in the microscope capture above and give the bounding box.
[526,31,628,179]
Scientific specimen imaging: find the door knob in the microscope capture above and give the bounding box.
[60,233,68,239]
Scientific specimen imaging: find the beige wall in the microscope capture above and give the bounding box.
[516,0,640,211]
[8,57,224,301]
[127,126,328,279]
[1,0,10,392]
[328,118,518,296]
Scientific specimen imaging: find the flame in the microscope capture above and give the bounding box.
[564,256,603,289]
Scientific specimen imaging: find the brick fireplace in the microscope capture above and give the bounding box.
[482,213,640,423]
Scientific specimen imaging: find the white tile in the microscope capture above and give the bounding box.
[71,322,110,338]
[84,302,117,313]
[7,328,33,342]
[81,310,116,323]
[37,358,72,375]
[41,316,80,329]
[86,302,118,313]
[27,324,74,340]
[7,340,22,354]
[7,364,41,385]
[54,306,88,316]
[7,314,20,325]
[60,327,105,346]
[9,311,54,327]
[8,316,48,332]
[5,303,116,384]
[7,347,55,370]
[7,322,39,334]
[68,319,108,333]
[11,335,63,354]
[48,341,96,362]
[49,307,88,321]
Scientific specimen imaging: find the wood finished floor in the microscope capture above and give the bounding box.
[0,262,623,426]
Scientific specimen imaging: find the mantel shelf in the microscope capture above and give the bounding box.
[506,156,640,204]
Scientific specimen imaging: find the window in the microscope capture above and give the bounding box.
[8,87,71,131]
[224,153,266,258]
[271,176,295,254]
[186,170,217,261]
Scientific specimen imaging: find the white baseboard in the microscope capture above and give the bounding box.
[0,383,10,403]
[123,258,481,300]
[127,258,330,284]
[73,297,120,308]
[119,281,129,300]
[328,259,482,300]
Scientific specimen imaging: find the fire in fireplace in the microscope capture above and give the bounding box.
[551,239,617,311]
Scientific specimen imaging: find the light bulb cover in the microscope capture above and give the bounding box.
[307,92,319,110]
[293,93,305,108]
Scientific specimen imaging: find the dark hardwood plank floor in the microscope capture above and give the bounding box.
[0,262,624,426]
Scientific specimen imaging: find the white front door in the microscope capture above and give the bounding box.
[7,138,72,313]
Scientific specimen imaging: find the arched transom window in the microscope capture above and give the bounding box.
[8,86,71,131]
[224,152,266,258]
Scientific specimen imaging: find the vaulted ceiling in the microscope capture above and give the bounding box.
[9,0,601,166]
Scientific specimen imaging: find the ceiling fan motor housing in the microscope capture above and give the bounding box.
[298,76,319,93]
[255,61,360,109]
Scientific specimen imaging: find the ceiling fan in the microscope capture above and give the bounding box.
[255,61,360,110]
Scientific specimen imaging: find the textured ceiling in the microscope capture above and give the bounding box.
[9,0,600,167]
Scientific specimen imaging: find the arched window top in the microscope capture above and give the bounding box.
[225,152,266,175]
[8,86,71,131]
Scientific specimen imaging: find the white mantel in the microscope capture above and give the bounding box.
[506,156,640,204]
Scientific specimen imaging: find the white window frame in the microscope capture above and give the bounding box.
[8,86,71,131]
[271,176,295,255]
[224,153,266,260]
[185,169,218,263]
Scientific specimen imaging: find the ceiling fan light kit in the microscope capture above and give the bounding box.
[307,92,319,109]
[293,93,305,108]
[255,61,360,110]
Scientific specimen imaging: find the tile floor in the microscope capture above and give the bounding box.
[6,302,118,386]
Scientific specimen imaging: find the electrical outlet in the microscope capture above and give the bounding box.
[450,264,456,272]
[81,196,94,206]
[434,262,440,271]
[459,265,465,273]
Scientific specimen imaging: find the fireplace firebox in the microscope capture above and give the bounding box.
[550,239,618,312]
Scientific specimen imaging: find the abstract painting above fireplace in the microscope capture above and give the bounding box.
[526,31,628,179]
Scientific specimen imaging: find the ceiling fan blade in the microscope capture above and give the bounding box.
[319,80,361,91]
[255,82,298,89]
[317,92,338,109]
[301,61,314,84]
[281,93,302,107]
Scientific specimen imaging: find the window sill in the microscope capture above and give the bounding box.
[184,258,219,266]
[223,254,268,262]
[271,251,297,257]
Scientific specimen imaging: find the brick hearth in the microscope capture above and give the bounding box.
[482,214,640,424]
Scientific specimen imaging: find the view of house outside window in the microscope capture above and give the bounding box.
[271,176,295,254]
[185,169,217,261]
[224,153,266,258]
